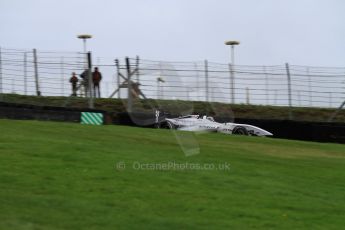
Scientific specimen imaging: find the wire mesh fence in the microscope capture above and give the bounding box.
[0,47,86,97]
[0,46,345,110]
[130,59,345,108]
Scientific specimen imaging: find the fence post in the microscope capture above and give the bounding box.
[229,64,235,104]
[87,52,94,108]
[126,57,132,113]
[115,59,121,99]
[306,67,312,106]
[158,61,163,99]
[194,63,200,96]
[33,49,41,96]
[263,66,269,105]
[246,87,250,104]
[297,90,301,106]
[60,57,64,96]
[0,47,2,95]
[285,63,293,119]
[204,60,209,102]
[24,52,27,95]
[136,55,140,83]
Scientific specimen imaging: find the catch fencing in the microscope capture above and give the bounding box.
[0,47,86,97]
[124,58,345,108]
[0,47,345,110]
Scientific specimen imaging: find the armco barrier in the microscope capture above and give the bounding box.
[112,112,345,144]
[113,112,160,127]
[0,102,107,124]
[0,103,344,144]
[226,118,345,144]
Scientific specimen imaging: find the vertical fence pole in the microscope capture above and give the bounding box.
[60,57,64,96]
[229,64,235,104]
[194,62,200,100]
[136,55,140,83]
[246,87,250,104]
[33,49,41,96]
[24,52,27,95]
[306,67,312,106]
[158,62,163,100]
[297,90,301,106]
[0,47,3,95]
[126,57,132,113]
[204,60,209,102]
[285,63,293,119]
[87,52,93,108]
[161,80,164,99]
[115,59,121,99]
[157,80,160,99]
[263,66,269,105]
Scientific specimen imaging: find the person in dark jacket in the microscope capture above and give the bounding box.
[69,72,79,96]
[92,67,102,98]
[80,69,90,97]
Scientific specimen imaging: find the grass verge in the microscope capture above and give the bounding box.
[0,119,344,229]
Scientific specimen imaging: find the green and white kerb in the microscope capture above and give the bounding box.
[81,112,103,125]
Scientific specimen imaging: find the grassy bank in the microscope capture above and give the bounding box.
[0,119,344,229]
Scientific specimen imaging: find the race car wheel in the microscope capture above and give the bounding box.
[159,121,175,129]
[232,126,249,135]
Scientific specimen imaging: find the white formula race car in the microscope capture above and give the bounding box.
[159,114,272,136]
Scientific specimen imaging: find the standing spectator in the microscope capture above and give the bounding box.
[80,69,90,97]
[69,72,79,96]
[92,67,102,98]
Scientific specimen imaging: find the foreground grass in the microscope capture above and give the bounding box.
[0,119,345,229]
